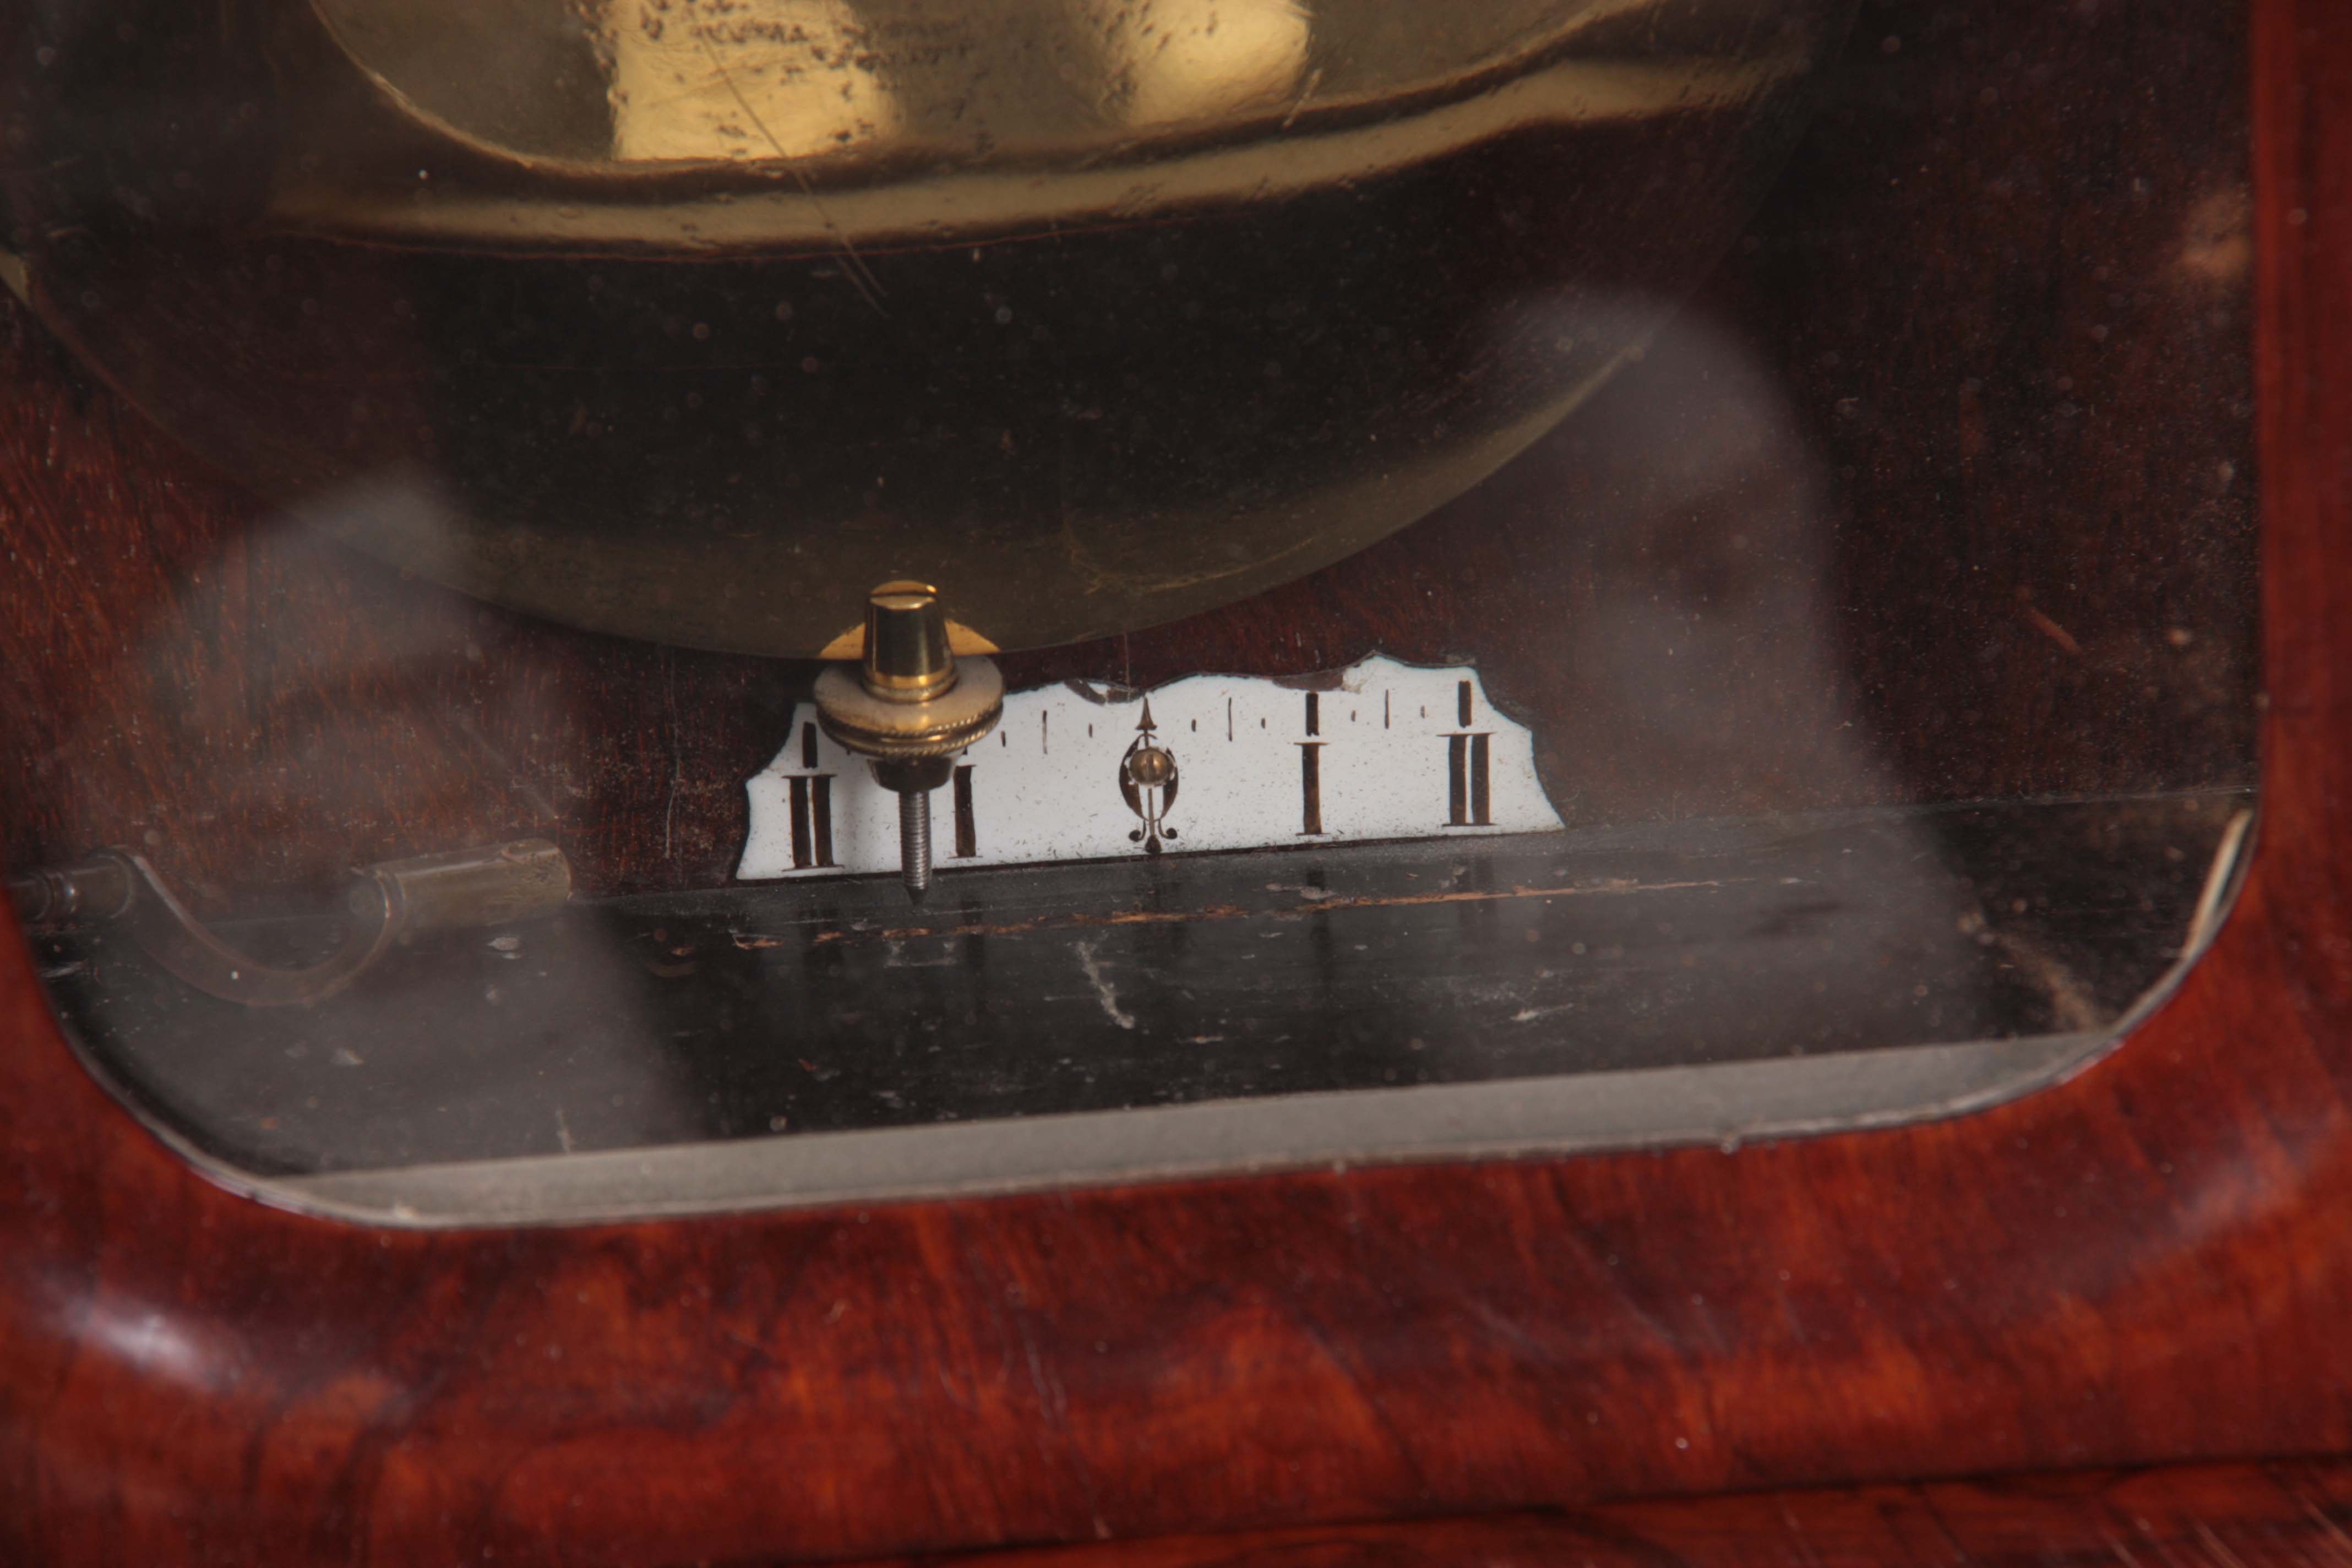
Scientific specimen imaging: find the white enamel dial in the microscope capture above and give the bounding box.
[738,655,1564,881]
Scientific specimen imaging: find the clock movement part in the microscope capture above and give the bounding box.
[813,584,1005,901]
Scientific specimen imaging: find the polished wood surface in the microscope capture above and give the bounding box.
[0,1,2343,1564]
[864,1460,2352,1567]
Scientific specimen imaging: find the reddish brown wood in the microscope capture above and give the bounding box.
[0,0,2343,1564]
[858,1461,2352,1568]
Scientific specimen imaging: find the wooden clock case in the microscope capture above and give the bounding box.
[1,0,2346,1560]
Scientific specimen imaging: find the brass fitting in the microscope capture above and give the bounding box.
[813,582,1003,899]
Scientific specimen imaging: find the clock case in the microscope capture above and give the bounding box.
[0,0,2334,1560]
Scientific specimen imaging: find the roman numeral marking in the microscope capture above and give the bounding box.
[742,656,1564,883]
[788,774,839,867]
[952,766,977,859]
[1446,733,1492,827]
[786,720,840,868]
[1298,743,1325,835]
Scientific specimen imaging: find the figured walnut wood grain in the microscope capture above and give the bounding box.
[865,1461,2352,1568]
[0,0,2338,1563]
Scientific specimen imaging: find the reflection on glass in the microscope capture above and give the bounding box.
[0,0,2261,1219]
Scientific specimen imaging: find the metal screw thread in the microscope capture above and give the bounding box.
[899,788,934,901]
